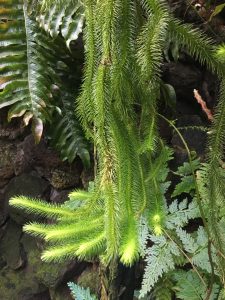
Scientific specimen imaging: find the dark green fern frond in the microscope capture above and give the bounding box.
[48,93,90,167]
[0,0,63,141]
[36,0,84,47]
[208,80,225,162]
[205,80,225,279]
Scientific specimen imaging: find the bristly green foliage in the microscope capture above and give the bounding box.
[8,0,225,282]
[68,282,98,300]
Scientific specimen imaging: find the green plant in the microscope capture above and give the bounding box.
[139,159,225,299]
[4,0,225,298]
[68,282,98,300]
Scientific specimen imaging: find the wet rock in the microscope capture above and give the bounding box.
[0,109,25,140]
[0,220,24,270]
[81,168,94,190]
[49,285,73,300]
[50,188,71,204]
[0,141,17,182]
[171,115,207,156]
[163,62,202,114]
[4,172,49,224]
[77,266,100,296]
[0,267,48,300]
[0,187,8,225]
[0,256,7,270]
[21,234,86,289]
[49,169,80,190]
[17,290,51,300]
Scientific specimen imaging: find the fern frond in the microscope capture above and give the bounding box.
[173,270,220,300]
[75,232,106,259]
[9,196,75,219]
[68,282,98,300]
[48,93,90,167]
[45,219,104,242]
[23,222,50,238]
[208,80,225,162]
[110,0,137,117]
[146,145,173,182]
[36,0,84,47]
[140,235,180,298]
[41,243,79,262]
[0,0,63,141]
[76,0,97,137]
[204,80,225,278]
[172,176,195,198]
[166,199,200,229]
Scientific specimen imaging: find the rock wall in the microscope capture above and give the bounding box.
[0,109,96,300]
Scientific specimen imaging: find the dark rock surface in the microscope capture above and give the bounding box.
[0,115,88,299]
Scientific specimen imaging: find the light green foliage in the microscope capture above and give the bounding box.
[6,0,225,291]
[68,282,98,300]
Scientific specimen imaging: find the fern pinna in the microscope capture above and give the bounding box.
[7,0,225,282]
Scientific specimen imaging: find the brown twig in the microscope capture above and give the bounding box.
[193,89,214,121]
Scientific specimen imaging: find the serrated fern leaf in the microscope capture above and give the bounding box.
[176,159,201,177]
[151,275,174,300]
[173,270,219,300]
[172,175,195,197]
[0,0,62,141]
[68,282,98,300]
[166,199,200,229]
[48,93,90,167]
[140,235,180,298]
[36,0,84,47]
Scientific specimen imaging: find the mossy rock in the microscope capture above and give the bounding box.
[0,220,23,270]
[77,266,100,296]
